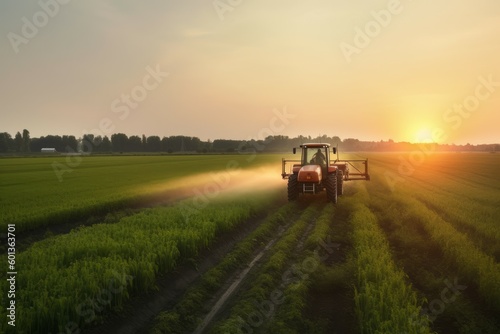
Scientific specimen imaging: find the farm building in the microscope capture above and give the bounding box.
[41,148,57,153]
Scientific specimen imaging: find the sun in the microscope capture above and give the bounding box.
[415,128,434,143]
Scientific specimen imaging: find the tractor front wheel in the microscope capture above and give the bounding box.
[326,173,338,204]
[288,174,299,201]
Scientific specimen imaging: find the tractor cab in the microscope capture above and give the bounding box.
[291,143,338,180]
[302,145,329,167]
[294,144,334,166]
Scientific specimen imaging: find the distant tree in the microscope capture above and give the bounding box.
[92,136,104,152]
[22,129,30,152]
[189,137,205,151]
[0,132,12,152]
[342,138,360,151]
[30,135,64,152]
[141,135,147,152]
[212,139,244,152]
[111,133,128,152]
[331,136,342,146]
[318,134,329,143]
[146,136,161,152]
[161,136,169,152]
[29,137,40,152]
[14,132,23,152]
[129,135,142,152]
[101,136,112,152]
[94,135,103,146]
[50,135,63,150]
[163,136,182,152]
[82,134,94,153]
[186,136,203,151]
[62,135,78,152]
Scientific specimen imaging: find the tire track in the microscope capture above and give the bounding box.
[192,234,280,334]
[203,203,324,334]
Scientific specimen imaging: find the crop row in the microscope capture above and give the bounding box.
[0,192,277,334]
[366,158,500,315]
[369,152,499,256]
[347,187,432,334]
[407,180,500,260]
[209,205,319,333]
[368,190,500,332]
[149,203,296,334]
[264,205,336,334]
[374,192,500,315]
[363,156,500,332]
[261,187,433,334]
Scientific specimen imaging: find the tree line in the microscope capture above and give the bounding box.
[0,130,498,154]
[0,130,207,153]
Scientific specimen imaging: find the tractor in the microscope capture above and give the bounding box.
[281,143,370,203]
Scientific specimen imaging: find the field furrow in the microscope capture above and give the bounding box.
[207,204,321,333]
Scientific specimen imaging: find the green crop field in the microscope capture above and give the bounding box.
[0,154,278,232]
[1,152,499,333]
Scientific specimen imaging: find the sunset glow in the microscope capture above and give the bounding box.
[1,1,499,144]
[415,128,434,144]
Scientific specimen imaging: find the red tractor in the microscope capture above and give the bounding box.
[281,143,370,203]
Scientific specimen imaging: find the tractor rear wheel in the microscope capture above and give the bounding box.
[288,174,299,201]
[326,173,338,204]
[337,170,344,196]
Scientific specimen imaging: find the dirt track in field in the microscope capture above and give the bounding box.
[192,234,281,334]
[192,212,317,334]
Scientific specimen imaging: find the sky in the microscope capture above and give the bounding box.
[1,0,499,145]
